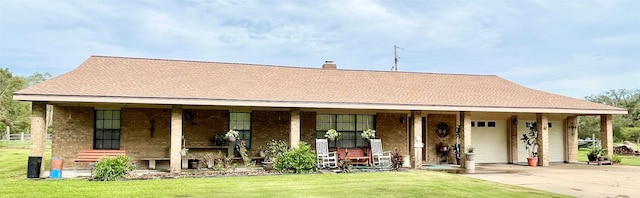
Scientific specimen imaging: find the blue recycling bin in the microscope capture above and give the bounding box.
[49,158,63,179]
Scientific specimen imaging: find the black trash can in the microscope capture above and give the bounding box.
[27,156,42,178]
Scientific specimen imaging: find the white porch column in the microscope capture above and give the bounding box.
[536,114,549,166]
[460,111,471,168]
[411,111,423,168]
[170,105,183,173]
[600,114,613,158]
[290,108,300,149]
[29,102,47,177]
[565,116,579,163]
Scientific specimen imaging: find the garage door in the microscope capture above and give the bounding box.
[518,120,564,163]
[472,120,508,163]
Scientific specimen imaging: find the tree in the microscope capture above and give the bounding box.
[0,68,29,137]
[0,69,52,137]
[580,89,640,142]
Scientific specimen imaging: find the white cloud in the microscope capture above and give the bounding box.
[0,0,638,98]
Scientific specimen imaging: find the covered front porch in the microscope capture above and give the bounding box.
[26,102,616,177]
[27,102,414,175]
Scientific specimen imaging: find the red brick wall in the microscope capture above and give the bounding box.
[251,111,291,155]
[182,109,229,147]
[51,106,94,168]
[120,108,172,169]
[376,113,409,154]
[426,114,457,164]
[300,111,317,149]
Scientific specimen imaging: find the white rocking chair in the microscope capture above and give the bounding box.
[316,139,338,169]
[370,139,392,168]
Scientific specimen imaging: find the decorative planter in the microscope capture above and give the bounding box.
[181,148,189,157]
[527,157,538,166]
[328,137,335,142]
[262,161,274,171]
[465,153,475,161]
[228,137,236,143]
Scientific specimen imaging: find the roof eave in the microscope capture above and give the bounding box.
[13,94,629,115]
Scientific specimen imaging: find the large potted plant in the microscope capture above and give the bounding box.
[587,146,604,162]
[324,129,339,142]
[263,139,288,171]
[520,122,540,166]
[225,129,239,143]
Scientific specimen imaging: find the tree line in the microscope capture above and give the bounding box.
[578,89,640,143]
[0,68,51,135]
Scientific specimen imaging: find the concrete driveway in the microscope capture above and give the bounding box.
[461,163,640,198]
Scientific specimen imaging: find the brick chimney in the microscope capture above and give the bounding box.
[322,60,336,69]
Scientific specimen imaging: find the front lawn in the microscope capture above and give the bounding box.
[578,149,640,166]
[0,148,567,198]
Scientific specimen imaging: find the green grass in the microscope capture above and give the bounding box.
[0,148,568,198]
[578,148,640,166]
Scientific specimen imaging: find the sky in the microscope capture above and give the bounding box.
[1,0,638,99]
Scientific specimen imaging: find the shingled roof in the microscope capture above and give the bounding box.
[14,56,627,114]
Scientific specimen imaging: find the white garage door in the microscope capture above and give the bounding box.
[472,120,508,163]
[518,120,564,163]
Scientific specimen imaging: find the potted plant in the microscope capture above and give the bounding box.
[181,148,189,156]
[263,139,288,171]
[210,134,227,146]
[520,122,540,166]
[587,146,604,162]
[225,129,239,143]
[324,129,339,142]
[361,129,376,140]
[465,147,475,161]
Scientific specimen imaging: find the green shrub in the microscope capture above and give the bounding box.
[274,142,317,173]
[612,155,622,163]
[266,139,288,162]
[587,146,605,161]
[92,155,135,181]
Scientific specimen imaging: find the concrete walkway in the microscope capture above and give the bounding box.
[461,163,640,198]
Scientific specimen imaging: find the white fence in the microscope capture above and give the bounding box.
[0,132,52,142]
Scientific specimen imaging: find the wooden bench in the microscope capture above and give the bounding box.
[140,158,170,170]
[74,150,127,172]
[336,148,369,166]
[74,149,126,163]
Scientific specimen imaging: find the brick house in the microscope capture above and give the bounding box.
[14,56,627,175]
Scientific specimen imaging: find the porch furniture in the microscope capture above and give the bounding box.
[336,148,369,166]
[140,158,170,170]
[74,150,127,174]
[184,145,234,157]
[370,139,392,167]
[316,139,338,168]
[74,149,126,163]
